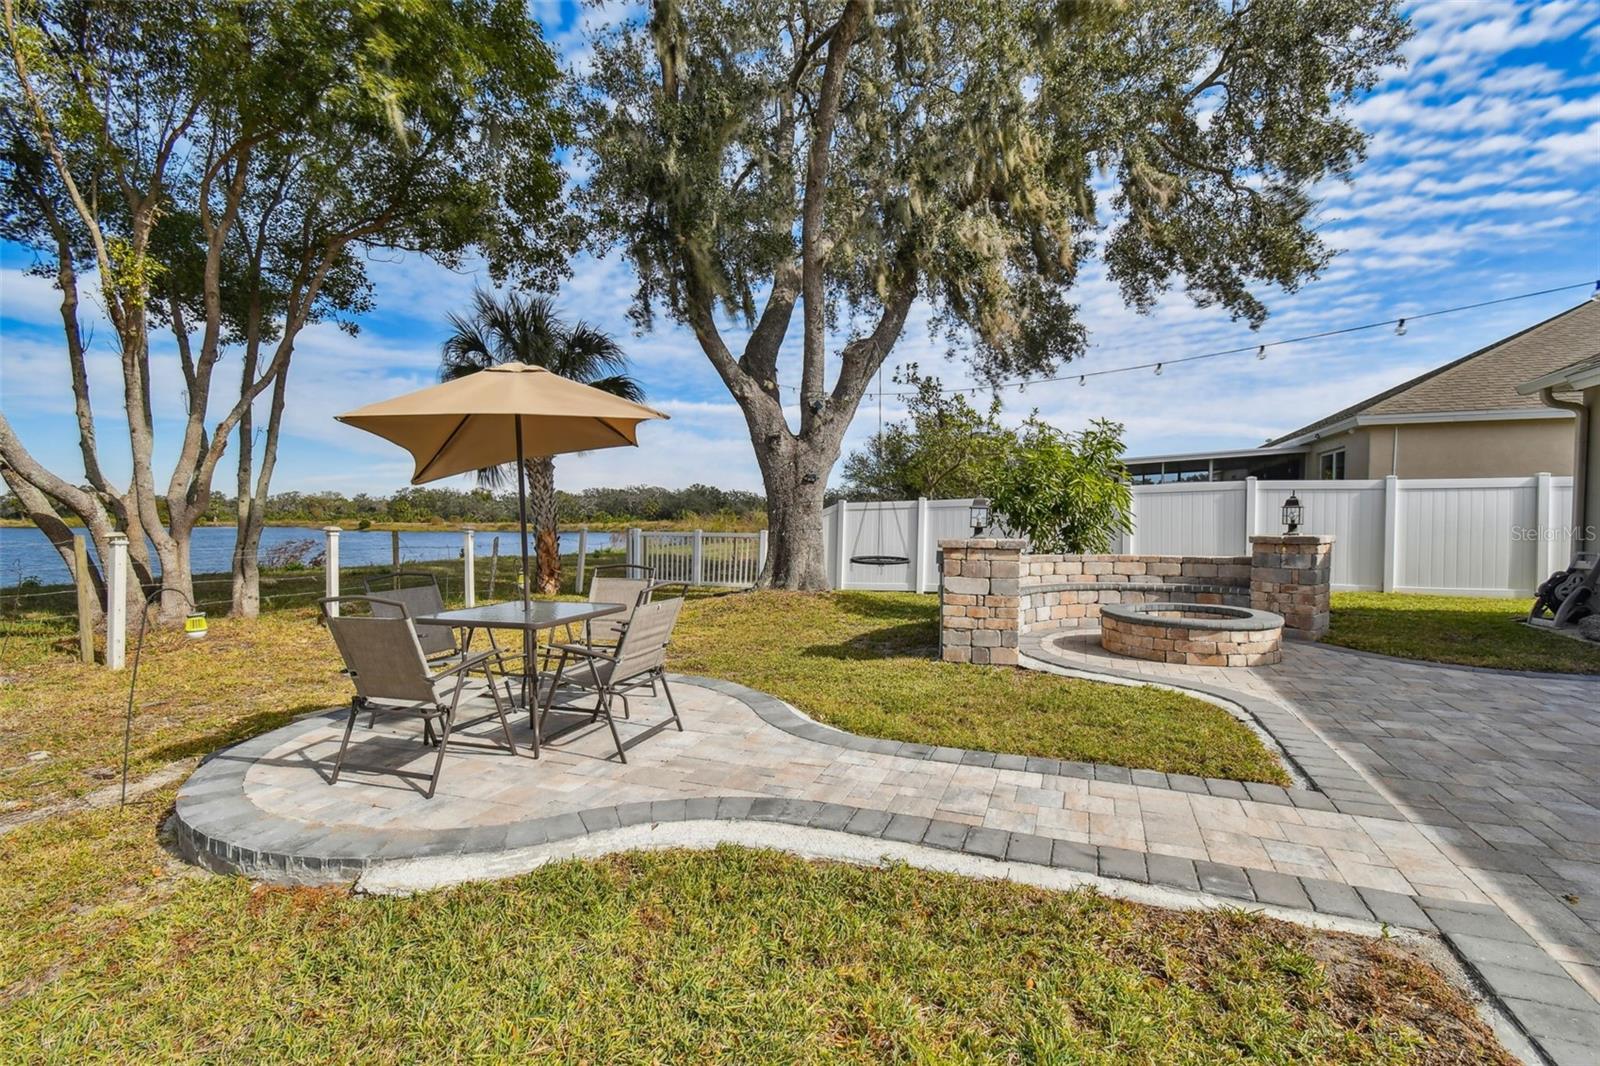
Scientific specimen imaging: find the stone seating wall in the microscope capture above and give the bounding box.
[1019,554,1250,633]
[940,536,1332,664]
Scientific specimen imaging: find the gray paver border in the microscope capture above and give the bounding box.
[1311,639,1600,683]
[172,673,1596,1062]
[1015,633,1401,819]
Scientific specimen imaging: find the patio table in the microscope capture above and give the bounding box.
[416,600,624,756]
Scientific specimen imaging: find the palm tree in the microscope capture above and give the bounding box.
[441,289,644,594]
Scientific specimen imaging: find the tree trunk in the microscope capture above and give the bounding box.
[525,457,560,595]
[231,361,287,618]
[755,434,838,590]
[231,500,265,618]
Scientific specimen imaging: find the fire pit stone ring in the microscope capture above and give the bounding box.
[1099,602,1284,667]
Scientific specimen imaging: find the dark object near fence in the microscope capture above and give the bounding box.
[1529,554,1596,629]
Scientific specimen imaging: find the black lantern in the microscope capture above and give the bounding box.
[1281,493,1303,534]
[970,497,991,535]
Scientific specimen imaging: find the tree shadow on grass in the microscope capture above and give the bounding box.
[830,591,937,623]
[800,619,939,662]
[145,703,335,765]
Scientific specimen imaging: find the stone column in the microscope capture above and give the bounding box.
[1249,534,1334,640]
[939,538,1025,665]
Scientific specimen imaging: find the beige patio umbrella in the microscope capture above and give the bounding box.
[336,363,668,600]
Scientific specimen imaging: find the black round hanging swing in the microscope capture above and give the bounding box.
[851,553,910,567]
[849,368,912,569]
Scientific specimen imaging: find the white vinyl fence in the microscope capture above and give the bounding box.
[825,475,1576,598]
[823,498,984,592]
[627,528,768,588]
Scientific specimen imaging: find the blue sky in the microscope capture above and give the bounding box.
[1,0,1597,496]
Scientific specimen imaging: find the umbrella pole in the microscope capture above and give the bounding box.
[516,418,530,610]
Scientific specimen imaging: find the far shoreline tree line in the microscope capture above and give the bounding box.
[1,0,1407,629]
[2,483,769,531]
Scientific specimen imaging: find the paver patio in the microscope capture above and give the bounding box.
[175,629,1600,1062]
[186,676,1468,894]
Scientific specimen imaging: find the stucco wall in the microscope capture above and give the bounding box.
[1308,429,1368,480]
[1363,418,1574,478]
[1302,418,1574,479]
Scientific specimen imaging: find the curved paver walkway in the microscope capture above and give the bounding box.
[175,639,1600,1063]
[181,675,1459,895]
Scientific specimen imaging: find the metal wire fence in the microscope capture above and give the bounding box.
[0,531,628,648]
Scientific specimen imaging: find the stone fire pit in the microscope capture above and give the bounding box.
[1099,602,1283,667]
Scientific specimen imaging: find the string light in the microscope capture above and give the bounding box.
[769,280,1594,400]
[1154,363,1163,376]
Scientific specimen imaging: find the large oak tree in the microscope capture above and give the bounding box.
[576,0,1408,588]
[0,0,567,622]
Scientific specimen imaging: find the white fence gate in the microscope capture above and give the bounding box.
[823,475,1576,597]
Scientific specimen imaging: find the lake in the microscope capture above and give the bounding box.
[0,525,624,588]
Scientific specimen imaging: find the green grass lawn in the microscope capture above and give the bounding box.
[674,591,1287,784]
[1327,592,1600,673]
[1,591,1285,814]
[0,797,1509,1064]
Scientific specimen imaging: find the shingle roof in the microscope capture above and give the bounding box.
[1265,299,1600,447]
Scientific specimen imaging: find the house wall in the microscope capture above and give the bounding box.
[1308,429,1368,480]
[1361,418,1574,478]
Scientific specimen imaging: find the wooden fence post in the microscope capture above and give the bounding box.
[488,536,500,598]
[73,535,94,664]
[105,532,128,670]
[390,529,400,574]
[462,526,476,607]
[575,526,589,594]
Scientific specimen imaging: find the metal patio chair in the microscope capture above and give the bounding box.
[580,564,656,649]
[537,597,685,764]
[362,570,484,666]
[320,596,518,798]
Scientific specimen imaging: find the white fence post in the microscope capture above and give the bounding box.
[691,529,704,586]
[1243,477,1259,554]
[323,526,342,616]
[462,526,476,607]
[915,496,930,593]
[1124,491,1138,555]
[1534,472,1553,581]
[835,500,850,589]
[575,526,589,594]
[628,527,641,568]
[1382,475,1400,592]
[105,532,128,670]
[757,529,769,574]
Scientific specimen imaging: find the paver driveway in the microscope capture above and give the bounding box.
[1026,629,1600,999]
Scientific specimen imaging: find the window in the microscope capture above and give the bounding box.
[1319,448,1346,480]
